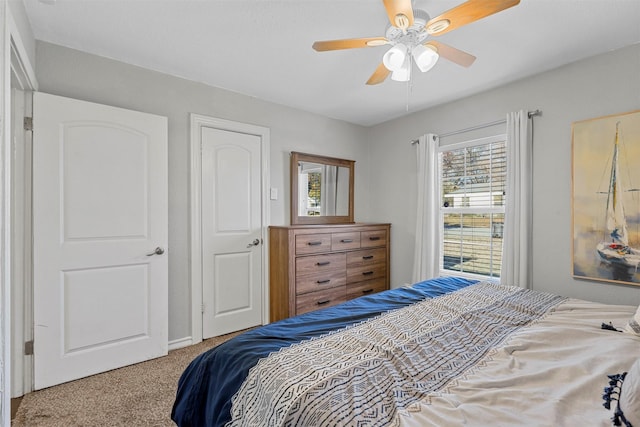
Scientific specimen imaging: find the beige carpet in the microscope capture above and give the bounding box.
[12,330,247,426]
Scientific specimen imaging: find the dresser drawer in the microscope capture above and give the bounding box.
[347,248,387,268]
[347,278,387,300]
[296,233,331,255]
[296,253,346,276]
[361,229,387,248]
[296,286,347,315]
[296,273,346,295]
[331,232,361,251]
[347,263,386,283]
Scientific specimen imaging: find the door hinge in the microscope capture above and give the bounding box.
[201,303,205,313]
[24,340,34,355]
[24,117,33,131]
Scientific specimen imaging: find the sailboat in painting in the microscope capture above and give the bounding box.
[595,122,640,269]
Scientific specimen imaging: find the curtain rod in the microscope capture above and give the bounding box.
[410,109,542,144]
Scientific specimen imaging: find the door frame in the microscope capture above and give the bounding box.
[189,114,270,344]
[4,4,38,407]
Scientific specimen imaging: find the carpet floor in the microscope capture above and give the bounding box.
[12,330,246,426]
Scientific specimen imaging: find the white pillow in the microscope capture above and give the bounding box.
[624,306,640,335]
[619,359,640,426]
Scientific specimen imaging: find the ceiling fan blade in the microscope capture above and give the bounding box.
[312,37,388,52]
[426,0,520,36]
[382,0,414,29]
[425,41,476,68]
[366,62,391,85]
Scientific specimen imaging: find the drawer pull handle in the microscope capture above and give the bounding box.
[340,239,353,243]
[362,271,374,276]
[369,236,381,241]
[317,279,331,284]
[362,255,374,260]
[316,261,331,266]
[362,289,374,294]
[317,300,330,305]
[307,241,322,246]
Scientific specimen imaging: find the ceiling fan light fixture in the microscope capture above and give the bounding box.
[427,19,450,34]
[312,0,519,85]
[390,56,411,82]
[382,43,408,71]
[412,44,439,72]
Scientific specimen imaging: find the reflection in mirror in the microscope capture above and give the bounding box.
[297,162,350,217]
[290,152,354,225]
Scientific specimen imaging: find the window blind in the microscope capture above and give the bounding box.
[439,137,506,278]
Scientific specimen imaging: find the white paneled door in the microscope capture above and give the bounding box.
[201,126,263,338]
[32,92,168,389]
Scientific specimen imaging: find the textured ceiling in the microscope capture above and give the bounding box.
[23,0,640,126]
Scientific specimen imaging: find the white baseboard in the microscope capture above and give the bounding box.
[168,336,193,351]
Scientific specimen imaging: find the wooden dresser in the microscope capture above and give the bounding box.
[269,223,390,322]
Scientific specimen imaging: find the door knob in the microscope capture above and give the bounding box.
[246,238,261,248]
[146,247,165,256]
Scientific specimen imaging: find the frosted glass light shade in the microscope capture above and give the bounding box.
[390,56,411,81]
[412,44,439,72]
[382,44,408,71]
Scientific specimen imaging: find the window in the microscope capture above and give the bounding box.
[439,135,506,279]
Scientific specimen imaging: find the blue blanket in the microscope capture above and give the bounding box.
[171,276,477,427]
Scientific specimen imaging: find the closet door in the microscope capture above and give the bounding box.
[201,126,263,338]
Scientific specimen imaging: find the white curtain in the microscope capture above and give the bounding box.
[322,165,337,216]
[412,134,440,283]
[501,110,532,288]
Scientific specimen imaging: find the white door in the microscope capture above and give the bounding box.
[201,127,263,338]
[32,92,168,389]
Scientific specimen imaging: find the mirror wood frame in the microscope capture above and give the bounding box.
[290,151,355,225]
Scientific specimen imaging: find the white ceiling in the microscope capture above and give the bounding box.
[22,0,640,127]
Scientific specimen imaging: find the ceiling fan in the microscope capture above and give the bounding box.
[312,0,520,85]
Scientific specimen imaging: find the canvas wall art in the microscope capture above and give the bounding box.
[572,110,640,286]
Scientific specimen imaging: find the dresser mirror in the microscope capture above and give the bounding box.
[290,152,354,225]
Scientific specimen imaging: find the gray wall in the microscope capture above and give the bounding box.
[368,43,640,305]
[35,41,372,342]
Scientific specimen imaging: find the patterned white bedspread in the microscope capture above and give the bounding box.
[226,282,640,426]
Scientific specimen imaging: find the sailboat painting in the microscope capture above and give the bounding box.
[573,110,640,286]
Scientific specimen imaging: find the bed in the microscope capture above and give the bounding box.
[171,276,640,426]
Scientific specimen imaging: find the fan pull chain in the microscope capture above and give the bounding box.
[405,55,414,112]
